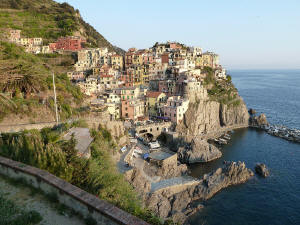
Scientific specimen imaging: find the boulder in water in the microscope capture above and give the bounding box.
[255,163,269,177]
[249,113,269,127]
[177,139,222,163]
[249,108,257,115]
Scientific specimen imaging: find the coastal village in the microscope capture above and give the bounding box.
[5,27,300,224]
[7,28,227,125]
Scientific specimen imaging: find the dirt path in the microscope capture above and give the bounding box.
[0,175,86,225]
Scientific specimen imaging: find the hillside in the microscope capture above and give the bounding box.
[0,0,124,53]
[0,41,84,123]
[0,0,126,123]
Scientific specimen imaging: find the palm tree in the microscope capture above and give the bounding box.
[0,93,16,109]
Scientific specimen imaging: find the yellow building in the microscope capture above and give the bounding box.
[202,52,219,68]
[105,102,121,120]
[20,38,29,46]
[128,65,143,86]
[111,54,124,70]
[146,91,167,116]
[194,56,204,68]
[142,64,150,85]
[132,53,143,66]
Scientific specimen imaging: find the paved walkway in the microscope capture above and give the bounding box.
[0,175,85,225]
[150,176,200,193]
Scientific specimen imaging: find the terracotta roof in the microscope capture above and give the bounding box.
[101,74,113,78]
[147,91,163,98]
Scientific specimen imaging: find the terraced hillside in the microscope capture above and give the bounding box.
[0,41,84,123]
[0,0,126,123]
[0,0,123,52]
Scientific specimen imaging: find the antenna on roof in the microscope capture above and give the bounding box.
[52,72,59,126]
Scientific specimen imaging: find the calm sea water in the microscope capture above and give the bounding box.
[188,70,300,225]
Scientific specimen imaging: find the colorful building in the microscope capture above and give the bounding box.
[146,91,167,116]
[121,99,145,120]
[163,96,189,123]
[51,36,86,51]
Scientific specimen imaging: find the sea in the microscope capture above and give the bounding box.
[188,70,300,225]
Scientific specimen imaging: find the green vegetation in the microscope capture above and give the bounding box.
[84,216,97,225]
[0,192,42,225]
[203,66,240,106]
[0,41,83,121]
[0,125,176,224]
[0,0,123,53]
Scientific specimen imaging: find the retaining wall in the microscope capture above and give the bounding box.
[0,156,149,225]
[0,121,57,133]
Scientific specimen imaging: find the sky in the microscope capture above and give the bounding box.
[56,0,300,69]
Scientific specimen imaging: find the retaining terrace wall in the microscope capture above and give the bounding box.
[0,121,57,133]
[0,156,149,225]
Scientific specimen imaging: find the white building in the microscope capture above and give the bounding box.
[163,96,189,123]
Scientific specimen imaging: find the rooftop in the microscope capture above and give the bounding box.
[146,91,163,98]
[63,128,93,156]
[149,150,174,161]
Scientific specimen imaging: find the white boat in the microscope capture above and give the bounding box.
[149,141,160,149]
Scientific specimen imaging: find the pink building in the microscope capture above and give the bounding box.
[9,29,21,40]
[51,36,86,51]
[67,71,85,82]
[121,99,145,121]
[169,42,182,49]
[163,96,189,123]
[161,53,169,64]
[143,54,154,64]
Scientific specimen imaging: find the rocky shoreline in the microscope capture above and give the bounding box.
[253,124,300,143]
[248,111,300,144]
[145,161,254,224]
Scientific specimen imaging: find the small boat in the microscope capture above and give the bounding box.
[223,134,231,140]
[218,138,228,145]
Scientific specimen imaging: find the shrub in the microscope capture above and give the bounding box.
[84,216,97,225]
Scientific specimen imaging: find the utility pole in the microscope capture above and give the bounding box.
[52,72,59,125]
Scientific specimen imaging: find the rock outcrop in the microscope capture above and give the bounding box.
[178,139,222,163]
[249,113,269,127]
[145,161,254,224]
[248,108,257,115]
[255,163,269,177]
[177,98,249,141]
[124,168,151,195]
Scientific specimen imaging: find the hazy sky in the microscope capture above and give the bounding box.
[57,0,300,69]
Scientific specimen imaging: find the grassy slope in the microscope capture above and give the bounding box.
[0,125,173,225]
[203,67,241,106]
[0,41,83,122]
[0,0,124,53]
[0,0,126,122]
[0,190,42,225]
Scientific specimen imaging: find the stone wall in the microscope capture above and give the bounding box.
[0,156,149,225]
[135,122,172,138]
[0,121,57,133]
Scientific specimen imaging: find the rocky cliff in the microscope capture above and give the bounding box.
[174,95,249,163]
[177,98,249,140]
[178,138,222,163]
[145,161,254,224]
